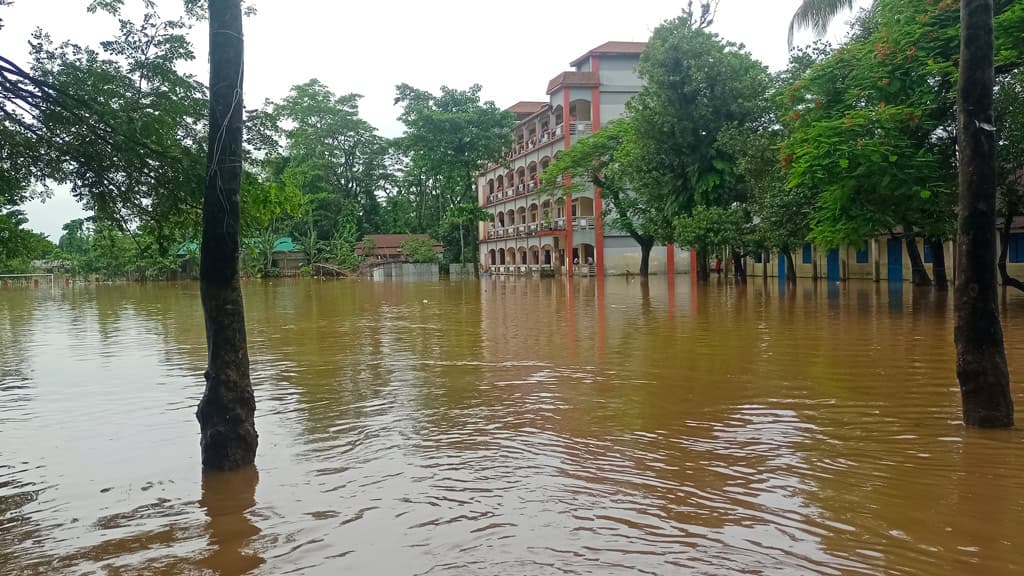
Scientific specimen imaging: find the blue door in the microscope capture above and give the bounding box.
[778,255,787,286]
[827,248,840,282]
[887,238,903,283]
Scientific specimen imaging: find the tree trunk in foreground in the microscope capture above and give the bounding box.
[929,239,949,290]
[905,233,932,287]
[196,0,259,468]
[955,0,1013,428]
[784,251,797,286]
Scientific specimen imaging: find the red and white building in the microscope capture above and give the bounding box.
[477,41,689,277]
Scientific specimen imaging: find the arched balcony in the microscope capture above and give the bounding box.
[527,161,539,191]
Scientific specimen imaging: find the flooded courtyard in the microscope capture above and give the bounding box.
[2,277,1024,575]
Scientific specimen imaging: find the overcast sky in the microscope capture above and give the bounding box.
[2,0,869,240]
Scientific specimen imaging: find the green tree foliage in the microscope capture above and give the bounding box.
[400,237,439,264]
[0,210,54,273]
[268,80,392,239]
[629,13,770,279]
[393,84,514,250]
[26,11,207,257]
[440,203,491,266]
[782,0,1023,286]
[538,118,665,276]
[997,69,1024,289]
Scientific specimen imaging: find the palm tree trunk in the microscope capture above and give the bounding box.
[196,0,259,468]
[955,0,1013,428]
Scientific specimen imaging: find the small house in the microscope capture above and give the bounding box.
[270,237,305,274]
[355,234,443,262]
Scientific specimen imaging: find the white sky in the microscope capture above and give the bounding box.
[1,0,869,240]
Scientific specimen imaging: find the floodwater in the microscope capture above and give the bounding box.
[2,278,1024,576]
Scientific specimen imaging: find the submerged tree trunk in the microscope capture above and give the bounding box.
[784,251,797,286]
[635,235,654,277]
[955,0,1013,428]
[929,239,949,289]
[732,250,746,284]
[904,233,932,286]
[998,208,1024,292]
[696,250,710,282]
[196,0,259,469]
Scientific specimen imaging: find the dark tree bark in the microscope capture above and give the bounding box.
[634,234,654,277]
[731,250,747,284]
[784,251,797,286]
[955,0,1013,428]
[929,239,949,290]
[998,208,1024,292]
[905,233,933,287]
[696,250,710,282]
[196,0,259,469]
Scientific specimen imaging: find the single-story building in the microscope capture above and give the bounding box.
[270,237,305,274]
[178,237,306,276]
[355,234,443,262]
[745,220,1024,284]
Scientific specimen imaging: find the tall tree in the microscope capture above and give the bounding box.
[393,84,513,248]
[538,118,664,276]
[196,0,258,468]
[628,13,770,280]
[955,0,1013,427]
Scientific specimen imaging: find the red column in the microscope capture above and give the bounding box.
[563,88,573,277]
[690,248,698,277]
[666,243,675,276]
[591,57,604,278]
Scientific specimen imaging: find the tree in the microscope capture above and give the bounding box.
[996,70,1024,291]
[538,118,663,276]
[0,210,53,273]
[781,0,967,287]
[26,11,207,257]
[441,203,491,269]
[628,14,770,280]
[263,80,391,241]
[195,0,258,469]
[955,0,1013,427]
[788,0,855,48]
[400,237,439,263]
[393,84,513,250]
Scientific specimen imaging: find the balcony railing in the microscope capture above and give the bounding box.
[569,121,593,137]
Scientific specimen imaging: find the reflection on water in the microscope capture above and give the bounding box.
[2,278,1024,575]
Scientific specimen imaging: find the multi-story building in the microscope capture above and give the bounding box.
[477,41,688,277]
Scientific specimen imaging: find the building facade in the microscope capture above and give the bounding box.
[477,41,689,277]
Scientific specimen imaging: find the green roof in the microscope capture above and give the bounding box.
[272,237,301,253]
[175,240,199,256]
[177,237,302,256]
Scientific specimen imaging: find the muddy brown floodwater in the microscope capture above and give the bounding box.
[2,278,1024,575]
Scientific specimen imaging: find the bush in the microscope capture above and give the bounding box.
[400,237,438,263]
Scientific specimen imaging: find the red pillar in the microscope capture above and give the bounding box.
[563,88,573,277]
[591,57,604,278]
[690,248,698,277]
[666,243,676,276]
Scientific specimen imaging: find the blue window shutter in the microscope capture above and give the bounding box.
[923,242,933,264]
[802,243,812,264]
[856,243,869,264]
